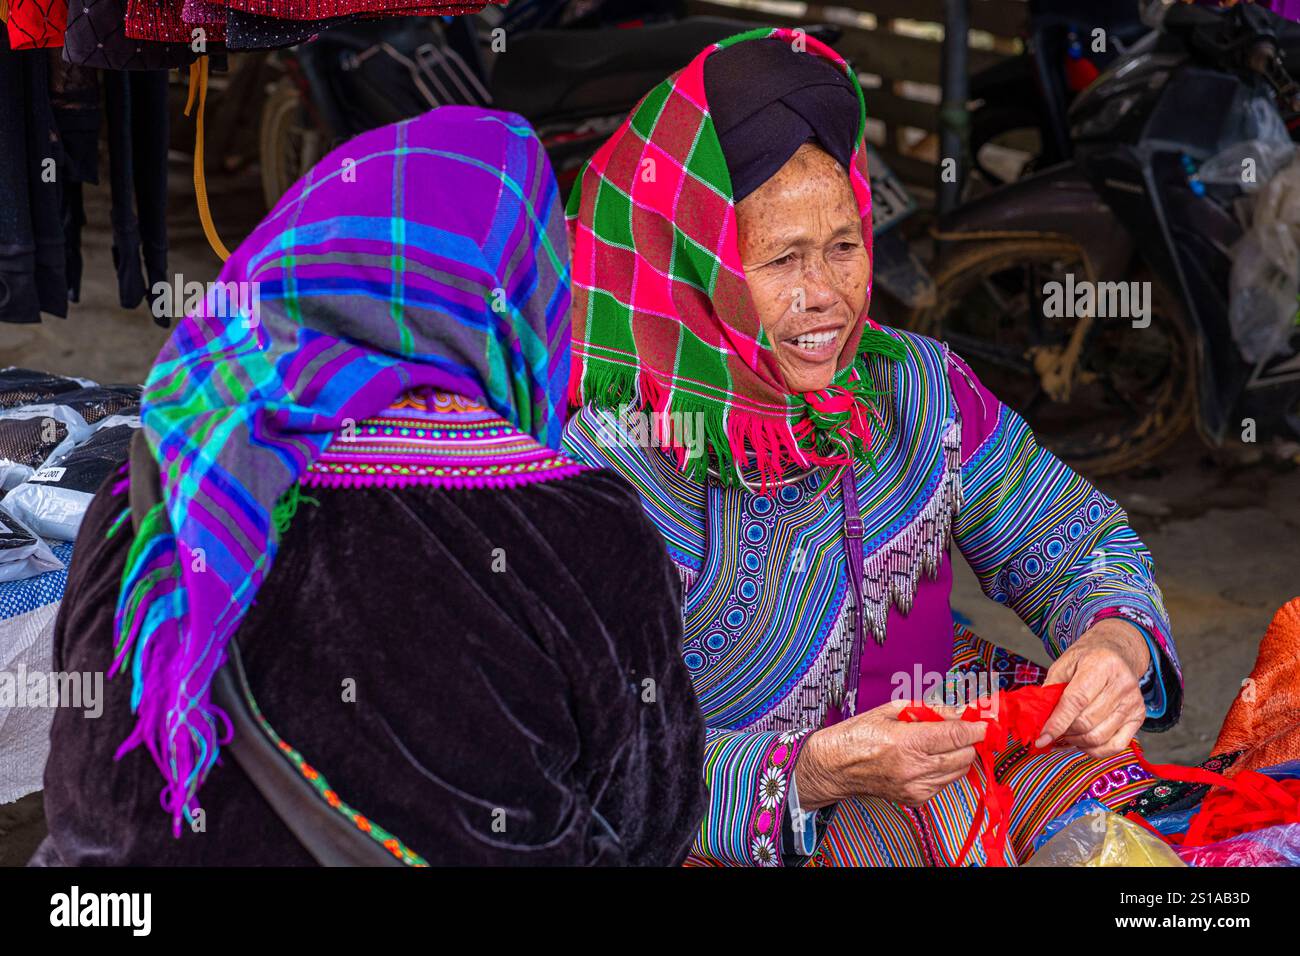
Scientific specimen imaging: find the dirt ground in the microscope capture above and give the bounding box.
[1,162,1297,865]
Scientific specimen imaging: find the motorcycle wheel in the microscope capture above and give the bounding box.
[907,237,1196,476]
[259,79,322,211]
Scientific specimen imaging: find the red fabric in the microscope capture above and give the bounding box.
[900,683,1066,867]
[6,0,66,48]
[124,0,225,43]
[900,682,1300,866]
[1132,745,1300,846]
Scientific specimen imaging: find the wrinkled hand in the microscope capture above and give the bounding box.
[1036,618,1150,758]
[794,699,987,810]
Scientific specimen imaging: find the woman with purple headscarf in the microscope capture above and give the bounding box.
[31,107,706,866]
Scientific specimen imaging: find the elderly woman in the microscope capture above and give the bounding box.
[562,30,1182,866]
[33,107,706,866]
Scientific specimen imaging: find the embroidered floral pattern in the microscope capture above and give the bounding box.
[747,729,811,865]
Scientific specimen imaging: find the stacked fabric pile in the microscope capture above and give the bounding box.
[5,0,502,54]
[0,367,140,547]
[0,367,139,802]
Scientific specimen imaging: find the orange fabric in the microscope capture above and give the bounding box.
[1213,597,1300,774]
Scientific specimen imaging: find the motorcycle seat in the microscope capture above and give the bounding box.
[490,17,761,123]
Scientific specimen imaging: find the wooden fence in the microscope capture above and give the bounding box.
[686,0,1029,197]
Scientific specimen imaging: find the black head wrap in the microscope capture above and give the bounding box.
[703,38,860,202]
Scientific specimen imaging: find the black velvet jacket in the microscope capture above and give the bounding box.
[33,468,707,865]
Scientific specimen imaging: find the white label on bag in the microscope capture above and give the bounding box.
[29,467,66,483]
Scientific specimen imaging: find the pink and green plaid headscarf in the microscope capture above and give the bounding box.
[566,27,905,490]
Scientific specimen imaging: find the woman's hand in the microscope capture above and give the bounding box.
[793,700,986,810]
[1036,618,1151,758]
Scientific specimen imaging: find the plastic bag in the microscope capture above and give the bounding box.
[0,404,97,491]
[1175,823,1300,866]
[1228,151,1300,363]
[0,503,64,584]
[1198,97,1295,192]
[50,385,141,425]
[3,416,139,541]
[1024,804,1187,867]
[0,368,86,411]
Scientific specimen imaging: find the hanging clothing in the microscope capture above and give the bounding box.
[562,29,1183,867]
[48,58,98,304]
[5,0,66,49]
[0,28,65,323]
[102,68,169,314]
[34,390,706,865]
[62,0,199,70]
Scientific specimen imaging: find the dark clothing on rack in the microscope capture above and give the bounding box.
[0,29,66,323]
[103,69,169,315]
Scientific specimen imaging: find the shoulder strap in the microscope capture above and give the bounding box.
[126,431,403,866]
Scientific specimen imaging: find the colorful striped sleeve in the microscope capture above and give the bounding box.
[947,353,1182,730]
[694,728,814,865]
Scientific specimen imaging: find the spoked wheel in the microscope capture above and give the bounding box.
[259,78,324,211]
[908,237,1196,476]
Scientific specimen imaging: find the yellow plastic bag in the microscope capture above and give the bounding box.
[1024,808,1186,867]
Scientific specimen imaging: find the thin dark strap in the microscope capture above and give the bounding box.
[839,466,865,714]
[124,432,402,866]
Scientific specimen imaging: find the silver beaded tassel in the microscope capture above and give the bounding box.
[858,418,964,644]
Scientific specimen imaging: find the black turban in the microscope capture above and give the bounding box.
[703,38,860,202]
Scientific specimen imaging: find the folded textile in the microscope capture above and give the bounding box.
[0,403,94,489]
[49,385,141,424]
[1214,597,1300,774]
[0,538,74,804]
[0,369,84,410]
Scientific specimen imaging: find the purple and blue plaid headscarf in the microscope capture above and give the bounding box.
[113,106,572,832]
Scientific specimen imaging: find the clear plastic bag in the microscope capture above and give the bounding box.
[1228,155,1300,363]
[1199,98,1295,192]
[1175,824,1300,866]
[1024,801,1186,867]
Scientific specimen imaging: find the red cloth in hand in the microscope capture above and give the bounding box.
[899,683,1065,867]
[900,683,1300,867]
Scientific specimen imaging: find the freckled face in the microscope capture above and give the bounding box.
[735,144,871,394]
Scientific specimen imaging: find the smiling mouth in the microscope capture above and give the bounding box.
[790,330,839,351]
[780,325,844,362]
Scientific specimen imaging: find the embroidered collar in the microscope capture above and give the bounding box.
[304,391,585,489]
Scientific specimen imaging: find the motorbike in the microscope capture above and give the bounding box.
[256,10,937,314]
[911,0,1300,475]
[967,0,1146,190]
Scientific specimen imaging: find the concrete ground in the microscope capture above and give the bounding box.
[2,162,1297,864]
